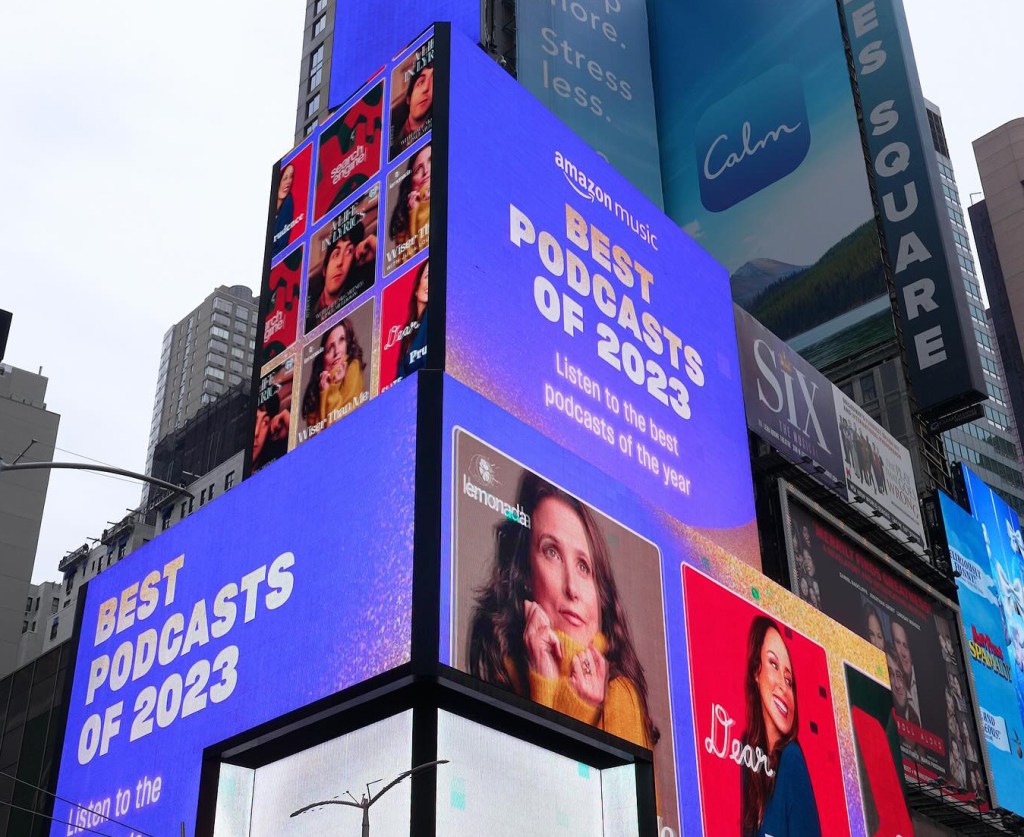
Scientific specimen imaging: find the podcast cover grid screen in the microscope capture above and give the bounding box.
[50,380,418,837]
[439,377,901,837]
[255,27,436,475]
[443,30,758,566]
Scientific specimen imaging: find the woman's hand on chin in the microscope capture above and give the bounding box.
[523,600,561,680]
[569,645,607,707]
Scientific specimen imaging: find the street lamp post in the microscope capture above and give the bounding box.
[290,759,448,836]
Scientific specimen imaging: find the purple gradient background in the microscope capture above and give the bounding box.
[444,32,755,532]
[51,378,418,837]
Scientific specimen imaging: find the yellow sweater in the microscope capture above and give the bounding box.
[509,631,651,749]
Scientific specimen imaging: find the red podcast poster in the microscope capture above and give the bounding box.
[260,245,304,367]
[314,81,384,223]
[683,567,850,837]
[270,142,312,258]
[379,257,428,390]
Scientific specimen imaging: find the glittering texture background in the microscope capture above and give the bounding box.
[696,547,890,837]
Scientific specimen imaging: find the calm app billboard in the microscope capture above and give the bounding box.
[516,0,662,206]
[439,377,906,837]
[445,31,756,549]
[52,381,418,837]
[648,0,890,371]
[940,491,1024,816]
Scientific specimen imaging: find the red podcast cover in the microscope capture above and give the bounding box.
[683,567,850,837]
[379,257,428,391]
[261,245,303,366]
[314,81,384,223]
[271,142,312,259]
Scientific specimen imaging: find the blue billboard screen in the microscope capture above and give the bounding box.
[327,4,478,111]
[53,379,418,836]
[955,466,1024,815]
[444,31,756,548]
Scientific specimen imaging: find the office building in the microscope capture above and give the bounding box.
[920,103,1024,515]
[971,118,1024,473]
[143,285,258,495]
[0,346,60,677]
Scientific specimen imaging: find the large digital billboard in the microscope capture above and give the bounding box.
[735,306,926,548]
[784,492,988,804]
[445,31,757,556]
[838,0,985,419]
[939,491,1024,816]
[647,0,890,371]
[515,0,662,206]
[52,379,419,837]
[252,30,436,475]
[440,375,909,837]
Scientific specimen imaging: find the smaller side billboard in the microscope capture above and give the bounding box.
[939,491,1024,816]
[784,492,988,805]
[735,305,925,548]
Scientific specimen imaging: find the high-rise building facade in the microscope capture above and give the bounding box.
[143,284,259,488]
[0,354,59,678]
[921,103,1024,515]
[971,117,1024,477]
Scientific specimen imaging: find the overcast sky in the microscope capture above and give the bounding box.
[1,0,1021,584]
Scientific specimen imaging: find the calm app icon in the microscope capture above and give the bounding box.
[696,65,811,212]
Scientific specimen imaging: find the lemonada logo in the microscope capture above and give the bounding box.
[696,64,811,212]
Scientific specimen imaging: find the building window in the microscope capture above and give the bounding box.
[225,470,235,491]
[213,298,232,313]
[306,93,321,119]
[236,306,250,322]
[49,619,59,641]
[209,483,215,502]
[65,575,74,594]
[25,597,32,612]
[34,597,40,612]
[304,120,317,137]
[212,312,231,328]
[313,14,326,36]
[309,44,324,91]
[181,501,188,518]
[22,621,27,634]
[162,508,172,531]
[314,0,327,14]
[51,597,59,613]
[211,326,230,341]
[200,488,207,506]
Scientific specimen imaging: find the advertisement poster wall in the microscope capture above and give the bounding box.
[440,376,908,837]
[785,493,987,804]
[52,380,419,837]
[940,491,1024,816]
[515,0,663,206]
[252,30,436,475]
[647,0,890,370]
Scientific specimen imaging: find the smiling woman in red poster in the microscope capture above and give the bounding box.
[468,473,659,751]
[741,616,821,837]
